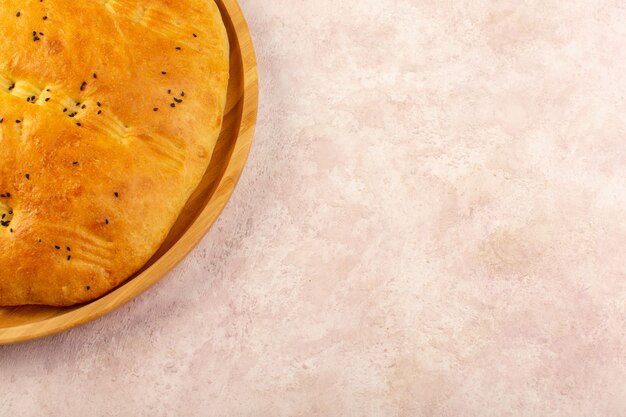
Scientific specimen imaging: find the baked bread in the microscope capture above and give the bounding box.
[0,0,229,306]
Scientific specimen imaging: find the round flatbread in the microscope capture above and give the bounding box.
[0,0,229,306]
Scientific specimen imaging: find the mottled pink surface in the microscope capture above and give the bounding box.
[1,0,626,415]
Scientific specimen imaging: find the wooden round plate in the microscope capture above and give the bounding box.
[0,0,258,345]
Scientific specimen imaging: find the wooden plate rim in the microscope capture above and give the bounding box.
[0,0,258,345]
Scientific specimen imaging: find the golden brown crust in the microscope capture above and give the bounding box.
[0,0,229,306]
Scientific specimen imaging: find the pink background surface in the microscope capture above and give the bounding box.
[1,1,626,415]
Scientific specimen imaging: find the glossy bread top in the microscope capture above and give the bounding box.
[0,0,229,306]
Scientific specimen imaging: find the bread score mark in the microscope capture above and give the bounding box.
[94,0,214,53]
[0,71,130,143]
